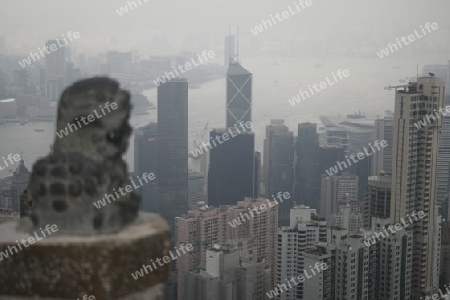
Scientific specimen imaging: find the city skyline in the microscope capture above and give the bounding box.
[0,2,450,299]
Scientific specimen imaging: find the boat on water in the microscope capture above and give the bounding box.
[34,129,45,132]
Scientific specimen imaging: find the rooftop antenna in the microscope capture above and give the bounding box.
[417,64,419,80]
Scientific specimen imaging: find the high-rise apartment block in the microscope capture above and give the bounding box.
[362,173,391,229]
[276,206,327,300]
[391,76,445,298]
[436,96,450,219]
[175,198,278,299]
[303,244,335,300]
[183,243,269,300]
[370,218,412,300]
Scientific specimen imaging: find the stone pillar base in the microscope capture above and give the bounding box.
[0,213,170,299]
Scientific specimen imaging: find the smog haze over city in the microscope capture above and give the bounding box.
[0,0,450,299]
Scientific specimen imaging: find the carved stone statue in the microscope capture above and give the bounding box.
[25,77,140,235]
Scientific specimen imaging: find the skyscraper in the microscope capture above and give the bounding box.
[391,76,445,298]
[319,172,358,223]
[45,39,66,80]
[208,128,256,207]
[263,120,294,225]
[436,95,450,219]
[134,122,158,212]
[295,123,320,208]
[157,79,188,232]
[11,160,30,213]
[226,63,252,128]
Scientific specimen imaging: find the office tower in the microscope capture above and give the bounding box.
[134,122,158,212]
[319,145,346,174]
[157,79,188,232]
[348,148,371,200]
[295,123,320,208]
[64,62,81,87]
[254,151,261,198]
[224,34,236,66]
[362,172,391,229]
[45,40,66,80]
[263,120,294,225]
[372,111,394,175]
[11,160,30,213]
[391,76,445,298]
[226,63,252,128]
[369,218,413,300]
[333,203,362,233]
[437,96,450,219]
[188,170,205,209]
[303,244,335,300]
[319,172,358,223]
[183,244,269,300]
[176,198,278,299]
[277,206,327,300]
[208,128,255,207]
[45,39,66,101]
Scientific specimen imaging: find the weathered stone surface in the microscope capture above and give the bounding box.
[0,213,170,299]
[25,77,139,235]
[0,283,163,299]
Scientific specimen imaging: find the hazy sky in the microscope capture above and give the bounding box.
[1,0,449,55]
